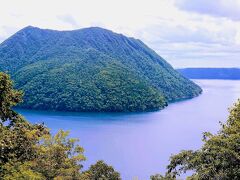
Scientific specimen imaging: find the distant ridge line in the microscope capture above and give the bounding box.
[177,68,240,80]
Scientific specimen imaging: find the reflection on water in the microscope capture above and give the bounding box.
[18,80,240,180]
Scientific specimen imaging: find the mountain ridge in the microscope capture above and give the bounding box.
[178,68,240,80]
[0,26,202,112]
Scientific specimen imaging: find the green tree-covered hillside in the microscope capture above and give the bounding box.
[0,26,202,112]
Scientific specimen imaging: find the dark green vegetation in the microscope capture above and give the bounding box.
[0,72,121,179]
[0,26,201,112]
[178,68,240,80]
[152,100,240,179]
[83,160,121,179]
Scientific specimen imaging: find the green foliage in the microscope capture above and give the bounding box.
[150,173,175,180]
[83,160,121,180]
[0,119,47,170]
[0,26,202,112]
[1,130,86,179]
[0,72,23,123]
[2,162,44,180]
[31,130,85,179]
[0,72,86,179]
[14,59,167,112]
[164,99,240,179]
[0,73,47,173]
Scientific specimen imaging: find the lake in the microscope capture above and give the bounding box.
[18,80,240,180]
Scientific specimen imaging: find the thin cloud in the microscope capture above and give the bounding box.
[175,0,240,21]
[57,14,79,28]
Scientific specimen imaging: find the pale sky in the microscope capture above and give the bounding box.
[0,0,240,68]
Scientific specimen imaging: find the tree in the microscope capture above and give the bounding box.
[0,72,23,124]
[150,173,175,180]
[0,72,85,179]
[31,130,85,179]
[1,130,85,180]
[83,160,121,180]
[0,72,47,177]
[164,99,240,179]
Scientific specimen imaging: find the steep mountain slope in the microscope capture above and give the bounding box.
[0,26,202,112]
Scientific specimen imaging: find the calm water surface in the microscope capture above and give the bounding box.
[18,80,240,180]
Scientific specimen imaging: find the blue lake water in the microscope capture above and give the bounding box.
[18,80,240,180]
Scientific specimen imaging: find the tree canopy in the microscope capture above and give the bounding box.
[0,72,23,124]
[83,160,121,180]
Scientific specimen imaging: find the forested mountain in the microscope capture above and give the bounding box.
[178,68,240,79]
[0,26,201,112]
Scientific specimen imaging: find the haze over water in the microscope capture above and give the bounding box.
[18,80,240,179]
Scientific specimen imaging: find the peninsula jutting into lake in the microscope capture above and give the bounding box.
[0,26,201,112]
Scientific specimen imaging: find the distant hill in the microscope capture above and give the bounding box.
[178,68,240,80]
[0,26,202,112]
